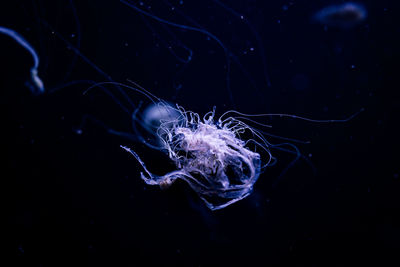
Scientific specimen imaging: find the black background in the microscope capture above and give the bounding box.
[2,0,399,266]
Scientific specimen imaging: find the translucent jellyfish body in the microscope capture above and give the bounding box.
[0,26,44,94]
[122,105,269,210]
[313,2,368,29]
[140,102,181,146]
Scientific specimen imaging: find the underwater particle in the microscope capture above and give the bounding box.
[313,2,368,29]
[122,105,270,210]
[0,26,44,94]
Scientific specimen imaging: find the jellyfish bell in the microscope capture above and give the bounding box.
[313,2,368,29]
[141,102,181,132]
[133,101,181,148]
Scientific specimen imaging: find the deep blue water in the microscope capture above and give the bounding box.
[2,1,399,266]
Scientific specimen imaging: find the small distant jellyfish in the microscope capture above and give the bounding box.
[121,102,272,210]
[0,26,44,94]
[313,2,368,29]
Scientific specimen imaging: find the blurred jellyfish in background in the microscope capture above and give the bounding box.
[313,2,368,29]
[0,26,44,94]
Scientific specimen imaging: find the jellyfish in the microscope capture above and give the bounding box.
[97,85,268,210]
[82,80,362,211]
[313,2,368,29]
[0,26,44,94]
[75,79,270,210]
[123,105,268,210]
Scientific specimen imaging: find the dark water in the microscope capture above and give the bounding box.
[2,1,399,266]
